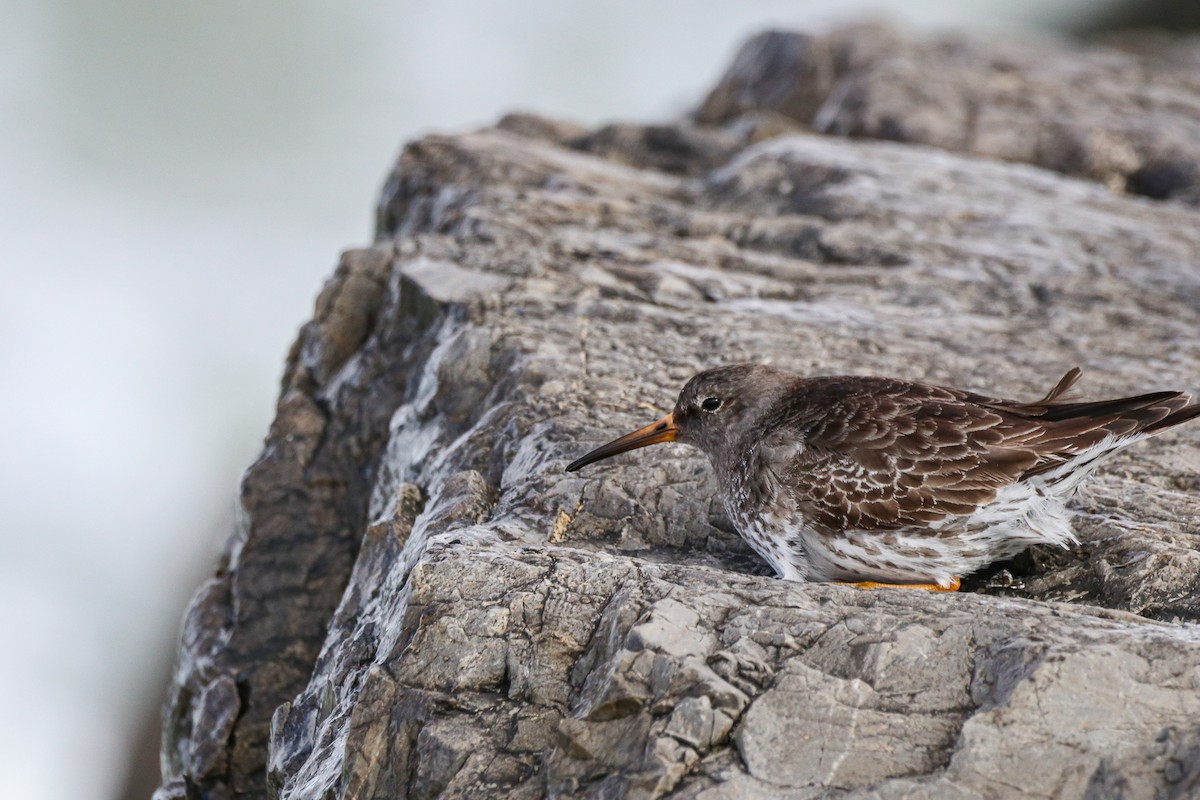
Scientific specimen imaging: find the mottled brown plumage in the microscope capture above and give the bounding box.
[566,364,1200,589]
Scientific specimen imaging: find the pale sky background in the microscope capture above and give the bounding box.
[0,2,1123,798]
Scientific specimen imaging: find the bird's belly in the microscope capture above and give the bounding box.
[802,526,991,587]
[732,482,1077,585]
[728,509,811,582]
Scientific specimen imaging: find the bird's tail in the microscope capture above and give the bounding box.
[1143,402,1200,435]
[1007,369,1199,481]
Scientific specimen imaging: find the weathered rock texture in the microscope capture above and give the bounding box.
[158,25,1200,800]
[697,26,1200,204]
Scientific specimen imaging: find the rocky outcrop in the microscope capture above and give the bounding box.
[157,25,1200,800]
[697,26,1200,204]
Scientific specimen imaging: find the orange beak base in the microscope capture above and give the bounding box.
[565,412,678,472]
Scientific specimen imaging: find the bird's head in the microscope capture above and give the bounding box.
[565,364,796,471]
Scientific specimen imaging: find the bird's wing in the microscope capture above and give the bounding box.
[771,373,1192,531]
[773,382,1038,530]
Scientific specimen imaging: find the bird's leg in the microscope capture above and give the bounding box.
[840,577,961,592]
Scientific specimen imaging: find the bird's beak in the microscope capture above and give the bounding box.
[566,412,678,472]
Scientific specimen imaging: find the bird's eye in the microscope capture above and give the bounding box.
[701,397,722,412]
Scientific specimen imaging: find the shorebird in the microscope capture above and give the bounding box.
[566,365,1200,591]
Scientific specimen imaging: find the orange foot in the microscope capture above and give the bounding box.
[840,576,961,592]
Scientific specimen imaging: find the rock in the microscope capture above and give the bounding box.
[697,25,1200,204]
[159,24,1200,800]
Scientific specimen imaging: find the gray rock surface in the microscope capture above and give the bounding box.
[697,25,1200,204]
[158,25,1200,800]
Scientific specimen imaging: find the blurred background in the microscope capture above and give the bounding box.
[0,1,1183,798]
